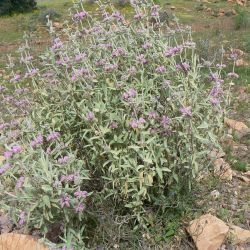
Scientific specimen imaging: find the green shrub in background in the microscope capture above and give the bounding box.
[38,8,61,25]
[0,0,37,15]
[0,0,236,248]
[234,7,249,30]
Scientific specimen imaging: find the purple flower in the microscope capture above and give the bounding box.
[176,62,190,72]
[130,117,145,129]
[60,174,76,183]
[10,74,21,83]
[73,10,88,21]
[156,66,166,74]
[148,111,158,119]
[209,86,223,97]
[229,53,237,61]
[16,176,25,189]
[0,163,11,174]
[74,203,85,213]
[112,11,123,21]
[74,189,88,199]
[11,145,22,154]
[128,66,137,76]
[209,73,219,82]
[75,53,87,62]
[25,68,39,78]
[216,64,226,70]
[95,59,107,66]
[109,122,118,129]
[104,63,118,72]
[4,151,13,159]
[227,72,239,78]
[31,134,43,147]
[151,5,160,17]
[134,12,144,20]
[0,123,9,130]
[58,156,70,164]
[210,98,220,106]
[165,46,183,57]
[122,88,137,101]
[142,42,152,50]
[47,132,60,142]
[136,54,148,64]
[86,111,95,121]
[138,118,146,124]
[52,38,63,50]
[112,47,126,57]
[46,147,52,155]
[160,116,170,127]
[130,119,139,129]
[15,88,28,94]
[60,194,71,208]
[18,211,26,226]
[180,106,192,117]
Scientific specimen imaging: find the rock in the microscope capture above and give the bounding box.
[170,6,176,10]
[236,0,247,6]
[211,190,220,199]
[245,171,250,177]
[224,118,249,138]
[0,233,48,250]
[233,49,244,57]
[238,175,250,185]
[53,22,63,29]
[229,225,250,245]
[187,214,229,250]
[236,59,249,67]
[214,158,233,181]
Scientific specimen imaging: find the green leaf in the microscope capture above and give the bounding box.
[156,167,163,181]
[42,195,51,208]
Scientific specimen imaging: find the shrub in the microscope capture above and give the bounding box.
[0,0,235,248]
[0,0,12,16]
[0,0,37,16]
[38,8,61,25]
[234,8,249,30]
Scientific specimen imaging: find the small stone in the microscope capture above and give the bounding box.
[224,118,248,132]
[238,175,250,185]
[214,158,233,181]
[236,59,249,67]
[53,22,63,29]
[211,190,220,199]
[229,225,250,245]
